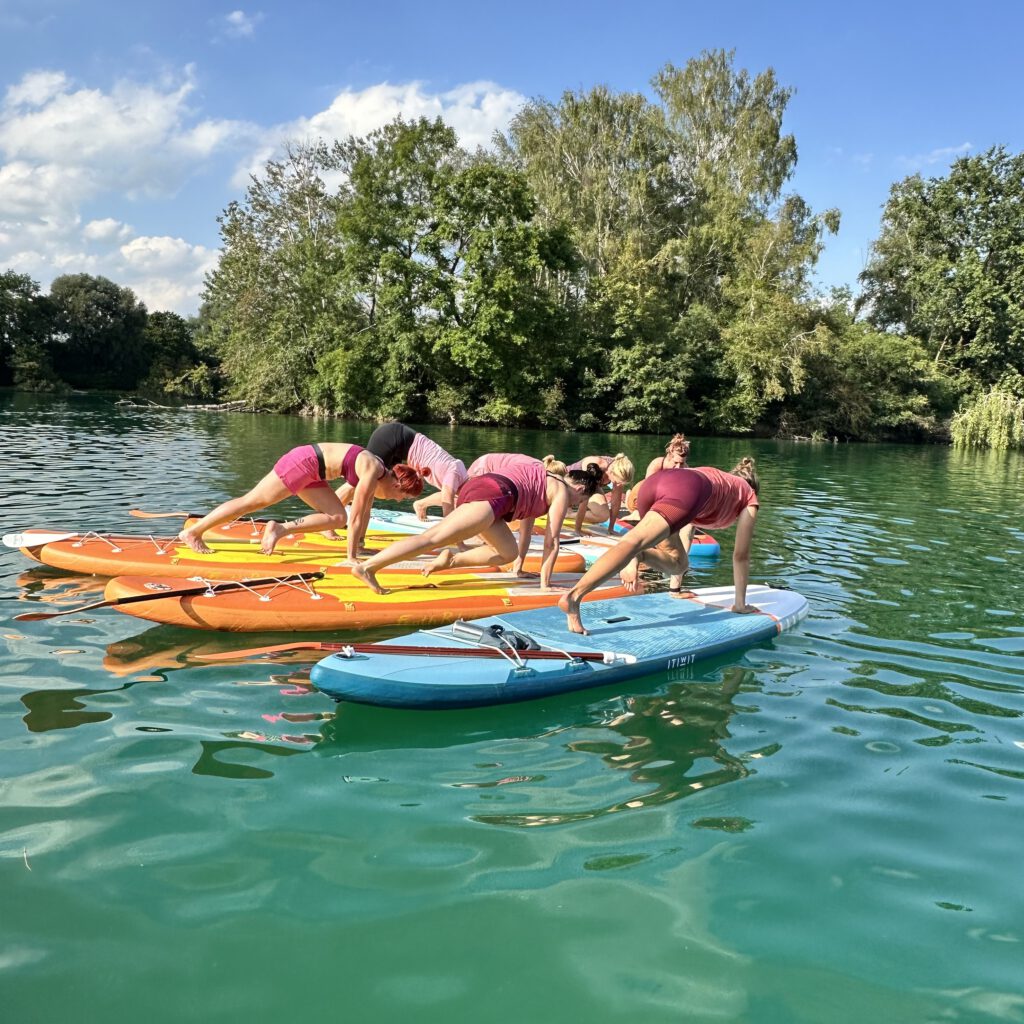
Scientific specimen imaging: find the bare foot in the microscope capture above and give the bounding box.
[557,591,588,635]
[179,529,213,555]
[260,520,286,555]
[351,562,388,595]
[422,547,455,578]
[320,529,344,541]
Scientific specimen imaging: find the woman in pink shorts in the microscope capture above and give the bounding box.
[351,454,601,595]
[178,442,423,563]
[559,458,761,634]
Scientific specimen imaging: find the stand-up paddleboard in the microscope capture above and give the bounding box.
[102,571,631,632]
[533,516,721,562]
[201,509,612,566]
[310,585,807,708]
[6,528,584,580]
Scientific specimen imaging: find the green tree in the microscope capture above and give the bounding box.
[860,147,1024,388]
[201,141,353,412]
[0,270,61,390]
[139,311,220,399]
[48,274,149,389]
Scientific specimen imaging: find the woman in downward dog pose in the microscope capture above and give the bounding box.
[341,421,468,520]
[179,442,423,563]
[558,458,761,634]
[643,432,691,478]
[350,454,602,596]
[567,453,635,535]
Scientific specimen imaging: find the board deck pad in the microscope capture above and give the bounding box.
[102,570,632,632]
[310,585,808,708]
[6,513,585,579]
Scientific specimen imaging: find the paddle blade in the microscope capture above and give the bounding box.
[3,531,78,548]
[196,641,334,661]
[129,509,197,519]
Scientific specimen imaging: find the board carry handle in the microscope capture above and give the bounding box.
[13,571,326,622]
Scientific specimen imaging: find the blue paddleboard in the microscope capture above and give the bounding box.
[310,584,807,709]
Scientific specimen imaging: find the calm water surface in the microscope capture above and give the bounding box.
[2,393,1022,1023]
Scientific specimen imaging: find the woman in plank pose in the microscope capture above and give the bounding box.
[340,421,468,520]
[350,454,603,596]
[567,453,635,535]
[558,458,761,634]
[179,442,423,563]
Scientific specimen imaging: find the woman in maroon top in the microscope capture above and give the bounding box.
[559,458,761,634]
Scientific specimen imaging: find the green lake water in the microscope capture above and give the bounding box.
[2,392,1022,1023]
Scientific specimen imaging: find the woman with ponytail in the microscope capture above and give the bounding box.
[179,442,424,563]
[559,457,762,634]
[350,453,602,596]
[567,453,635,534]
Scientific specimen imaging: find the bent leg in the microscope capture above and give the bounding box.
[423,521,516,576]
[558,512,669,632]
[260,487,349,554]
[180,471,290,554]
[580,493,612,525]
[352,502,496,594]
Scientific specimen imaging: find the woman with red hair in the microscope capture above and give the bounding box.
[178,442,423,563]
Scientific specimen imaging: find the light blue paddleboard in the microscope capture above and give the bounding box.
[310,584,807,709]
[369,509,720,565]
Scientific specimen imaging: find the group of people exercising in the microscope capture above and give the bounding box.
[178,423,760,634]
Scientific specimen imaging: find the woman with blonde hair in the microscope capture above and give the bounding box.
[566,453,634,535]
[644,433,690,478]
[559,457,762,634]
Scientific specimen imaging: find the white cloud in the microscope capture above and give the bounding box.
[83,218,133,242]
[0,68,526,314]
[221,10,263,39]
[231,79,526,187]
[897,142,972,170]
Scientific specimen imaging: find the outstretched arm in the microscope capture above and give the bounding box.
[540,487,569,589]
[346,464,379,563]
[731,507,758,612]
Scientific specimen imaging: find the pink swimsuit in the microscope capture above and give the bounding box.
[273,444,369,494]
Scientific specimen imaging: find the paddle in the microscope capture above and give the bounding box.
[3,531,79,548]
[196,640,608,662]
[129,509,205,520]
[13,571,325,622]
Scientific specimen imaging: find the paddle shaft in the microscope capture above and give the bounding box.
[14,571,325,621]
[198,640,607,662]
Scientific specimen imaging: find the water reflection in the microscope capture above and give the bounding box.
[470,665,768,827]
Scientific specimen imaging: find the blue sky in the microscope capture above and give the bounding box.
[1,0,1020,314]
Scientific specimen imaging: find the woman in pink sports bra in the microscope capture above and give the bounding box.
[559,457,761,634]
[350,454,601,595]
[178,442,423,564]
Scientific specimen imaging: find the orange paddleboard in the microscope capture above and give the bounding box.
[103,570,629,632]
[13,529,584,581]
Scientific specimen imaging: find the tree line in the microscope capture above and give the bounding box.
[2,51,1023,447]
